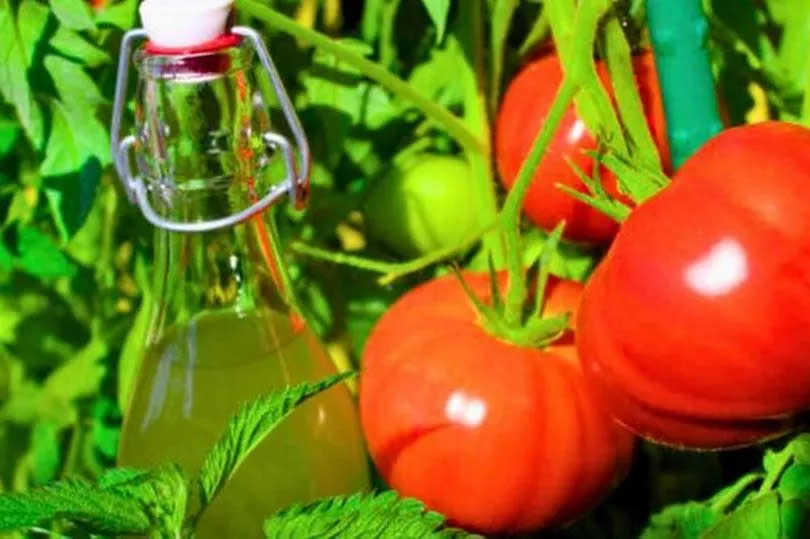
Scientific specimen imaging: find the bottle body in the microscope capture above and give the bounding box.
[117,40,370,538]
[119,308,370,538]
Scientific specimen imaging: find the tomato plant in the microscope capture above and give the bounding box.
[495,50,670,245]
[577,121,810,450]
[359,272,635,534]
[363,154,479,257]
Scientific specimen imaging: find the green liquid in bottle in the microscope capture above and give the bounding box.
[118,308,371,538]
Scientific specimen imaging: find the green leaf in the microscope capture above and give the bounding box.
[0,477,151,534]
[44,55,106,109]
[94,0,138,29]
[49,0,95,31]
[0,119,20,156]
[0,4,44,147]
[31,421,61,485]
[780,499,809,539]
[42,336,107,411]
[263,491,473,538]
[641,502,719,539]
[703,492,782,538]
[91,398,120,460]
[16,226,77,279]
[197,372,354,508]
[408,41,465,109]
[0,241,13,274]
[790,434,810,464]
[779,464,810,501]
[421,0,451,43]
[361,0,385,43]
[41,99,109,177]
[44,158,102,240]
[302,43,399,168]
[489,0,518,112]
[50,27,111,68]
[100,464,188,535]
[17,0,50,67]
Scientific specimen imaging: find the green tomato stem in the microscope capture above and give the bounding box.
[489,0,519,115]
[501,76,578,326]
[603,16,663,173]
[758,446,794,496]
[291,224,494,285]
[518,10,550,60]
[456,0,505,266]
[237,0,484,154]
[709,473,763,514]
[501,0,604,327]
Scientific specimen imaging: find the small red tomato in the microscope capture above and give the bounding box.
[359,273,634,534]
[495,50,670,245]
[577,121,810,450]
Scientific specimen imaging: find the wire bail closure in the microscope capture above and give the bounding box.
[110,26,311,233]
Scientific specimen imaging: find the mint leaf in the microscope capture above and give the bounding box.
[421,0,451,43]
[703,491,781,539]
[49,0,95,31]
[263,491,473,538]
[641,502,719,539]
[0,464,187,536]
[0,478,152,534]
[50,27,111,67]
[0,4,44,147]
[101,465,188,536]
[17,226,77,279]
[198,372,354,508]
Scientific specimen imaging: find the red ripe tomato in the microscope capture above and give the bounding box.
[359,273,634,534]
[576,121,810,450]
[495,50,670,245]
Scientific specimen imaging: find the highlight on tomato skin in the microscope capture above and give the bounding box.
[494,50,669,246]
[358,273,635,535]
[575,121,810,450]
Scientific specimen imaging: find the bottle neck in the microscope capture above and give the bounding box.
[149,203,297,341]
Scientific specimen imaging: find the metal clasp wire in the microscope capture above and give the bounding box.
[109,26,311,233]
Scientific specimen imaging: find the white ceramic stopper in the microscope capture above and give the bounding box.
[139,0,234,49]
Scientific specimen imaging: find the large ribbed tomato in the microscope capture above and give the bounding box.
[577,122,810,450]
[359,273,634,534]
[495,50,669,245]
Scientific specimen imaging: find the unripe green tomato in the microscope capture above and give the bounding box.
[363,154,478,258]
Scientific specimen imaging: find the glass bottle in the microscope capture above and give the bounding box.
[111,31,370,538]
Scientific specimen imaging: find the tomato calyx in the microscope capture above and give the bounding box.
[454,224,572,349]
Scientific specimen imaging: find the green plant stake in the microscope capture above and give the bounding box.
[646,0,723,169]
